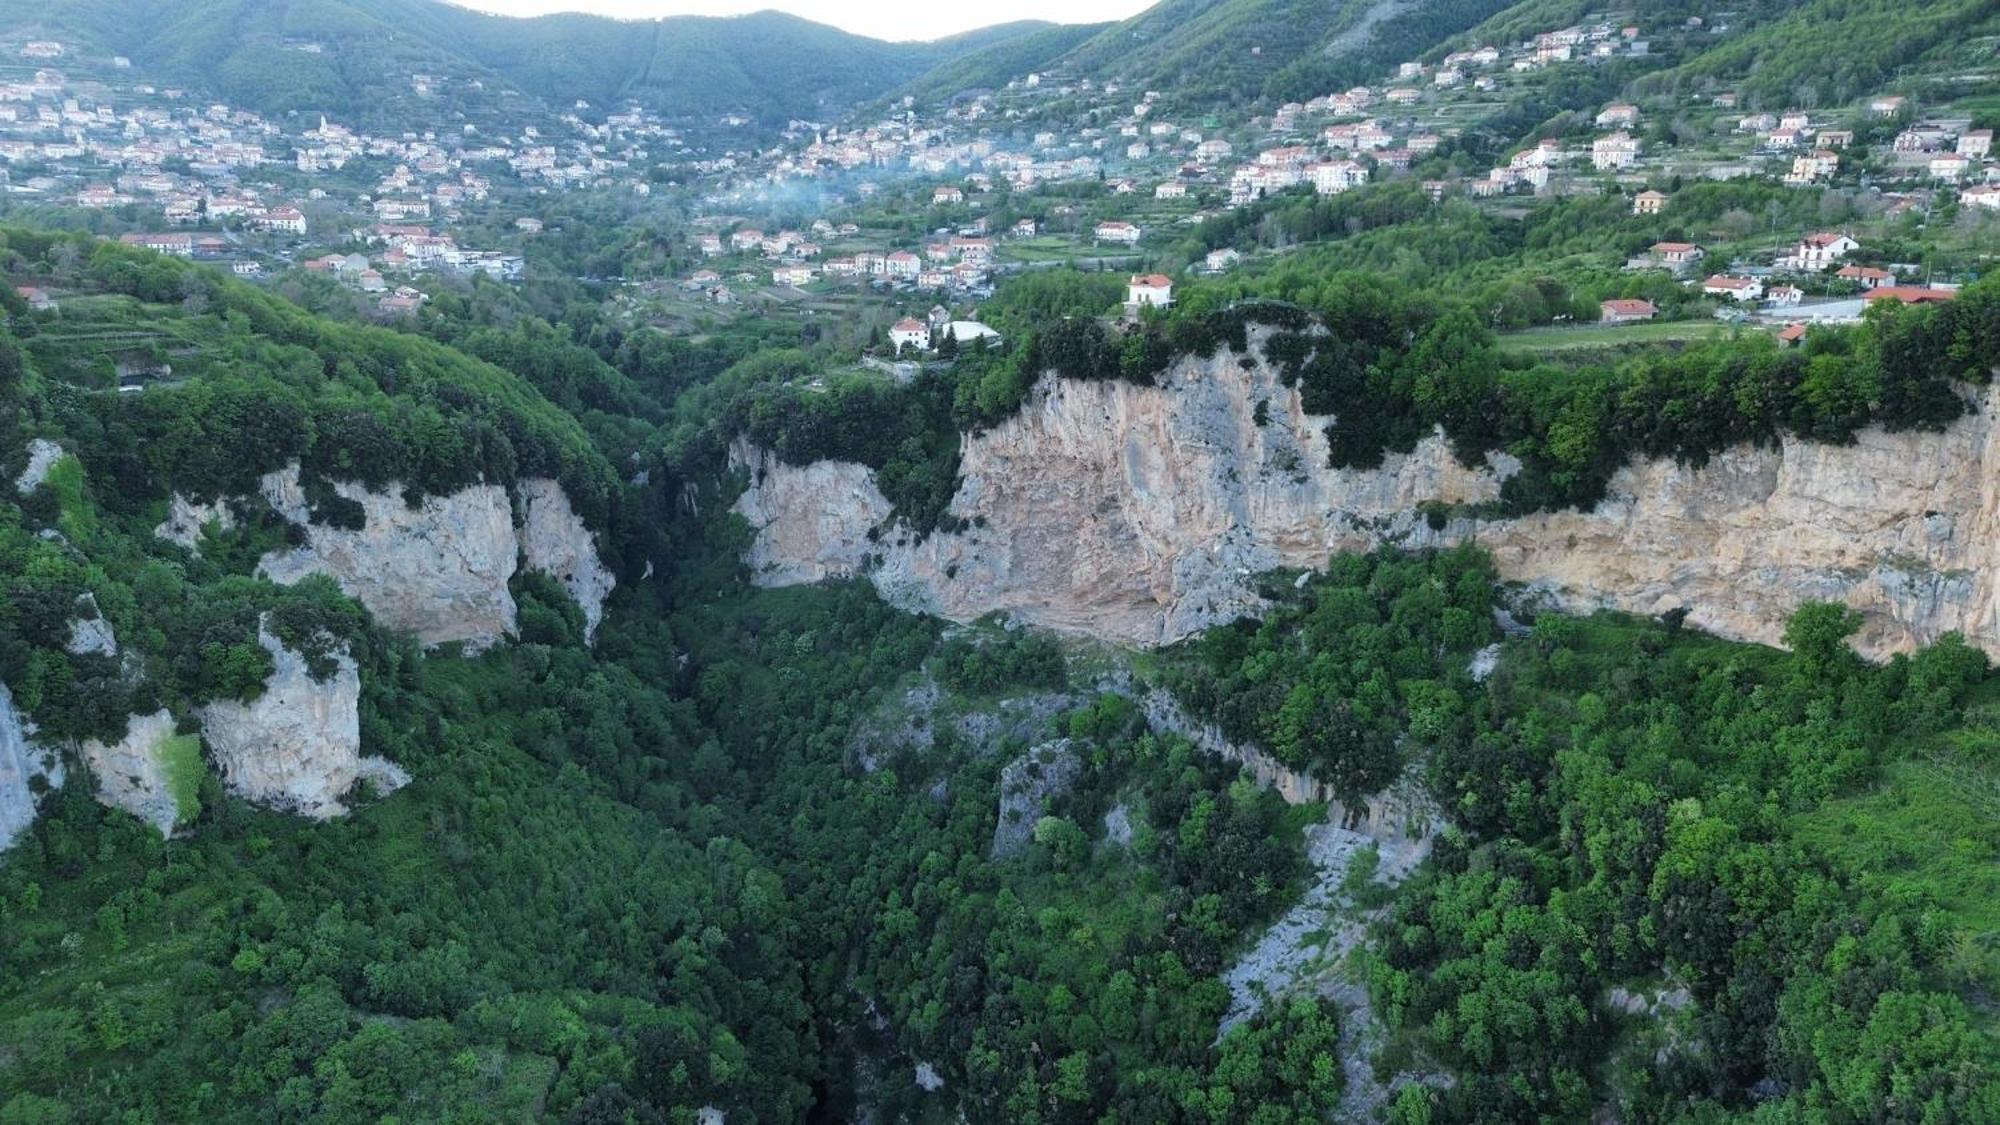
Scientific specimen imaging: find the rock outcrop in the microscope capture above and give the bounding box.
[735,333,2000,659]
[991,738,1082,858]
[153,493,237,551]
[519,478,616,643]
[259,466,520,649]
[197,625,401,819]
[66,593,119,658]
[79,709,183,836]
[13,438,64,495]
[255,466,612,649]
[0,682,63,851]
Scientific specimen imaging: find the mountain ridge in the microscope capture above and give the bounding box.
[0,0,1073,132]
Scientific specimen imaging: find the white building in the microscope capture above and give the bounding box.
[889,317,930,353]
[1126,273,1173,308]
[1094,221,1143,245]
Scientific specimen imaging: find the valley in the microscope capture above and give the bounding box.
[0,1,1994,1122]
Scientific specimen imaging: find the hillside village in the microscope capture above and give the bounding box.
[0,7,1995,355]
[0,36,688,317]
[671,8,1999,355]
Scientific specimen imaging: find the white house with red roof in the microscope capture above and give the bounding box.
[1836,264,1895,289]
[889,317,930,353]
[1703,275,1764,301]
[1784,232,1858,271]
[1094,221,1142,245]
[1126,274,1174,309]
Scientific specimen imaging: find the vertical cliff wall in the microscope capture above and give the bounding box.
[160,465,614,650]
[196,625,401,819]
[734,333,2000,658]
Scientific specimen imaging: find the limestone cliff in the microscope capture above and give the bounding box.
[13,438,64,494]
[79,709,183,836]
[0,683,63,851]
[153,493,237,551]
[519,478,616,644]
[252,466,612,649]
[735,330,2000,659]
[197,625,403,819]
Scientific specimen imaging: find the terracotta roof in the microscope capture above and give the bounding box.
[1865,286,1956,305]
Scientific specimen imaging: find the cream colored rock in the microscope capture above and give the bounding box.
[733,441,895,585]
[197,625,404,818]
[259,465,520,649]
[255,466,613,649]
[736,334,2000,660]
[154,493,236,551]
[737,331,1503,647]
[14,438,64,495]
[519,478,615,643]
[79,709,182,836]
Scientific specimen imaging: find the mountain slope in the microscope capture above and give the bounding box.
[1000,0,1522,110]
[0,0,1063,131]
[891,20,1112,104]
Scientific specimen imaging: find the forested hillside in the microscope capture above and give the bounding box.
[0,0,1059,132]
[0,208,1992,1120]
[0,0,1998,1118]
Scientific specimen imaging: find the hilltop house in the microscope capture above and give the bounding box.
[1836,264,1895,289]
[1632,189,1668,215]
[258,205,307,234]
[1962,184,2000,210]
[1127,274,1174,309]
[1592,132,1640,170]
[1595,103,1640,128]
[1094,221,1143,245]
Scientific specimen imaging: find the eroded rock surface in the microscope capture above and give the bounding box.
[991,738,1081,858]
[256,466,612,649]
[79,709,182,836]
[153,494,237,551]
[737,336,2000,659]
[0,682,62,850]
[196,625,400,819]
[519,477,615,643]
[13,438,64,495]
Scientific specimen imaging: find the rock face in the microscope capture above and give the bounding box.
[519,478,616,643]
[255,466,612,649]
[735,335,2000,659]
[259,466,520,649]
[79,709,182,836]
[197,625,401,819]
[991,738,1082,858]
[0,682,63,851]
[13,438,64,494]
[153,494,237,551]
[66,593,119,658]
